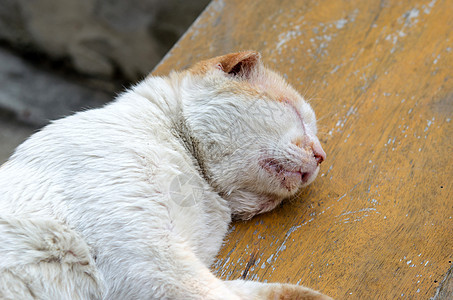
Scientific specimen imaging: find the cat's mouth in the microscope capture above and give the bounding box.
[259,158,314,191]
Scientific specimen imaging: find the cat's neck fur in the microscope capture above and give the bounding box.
[170,110,212,187]
[135,73,215,193]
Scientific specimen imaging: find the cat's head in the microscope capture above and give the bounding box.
[178,51,326,219]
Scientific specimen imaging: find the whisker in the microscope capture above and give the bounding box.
[316,111,336,123]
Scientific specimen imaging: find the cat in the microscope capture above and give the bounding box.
[0,51,330,299]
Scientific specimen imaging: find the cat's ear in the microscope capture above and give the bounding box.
[191,51,261,78]
[214,51,261,78]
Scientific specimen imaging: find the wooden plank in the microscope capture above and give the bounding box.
[153,0,453,298]
[434,265,453,299]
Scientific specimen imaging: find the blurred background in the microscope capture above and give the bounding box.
[0,0,210,163]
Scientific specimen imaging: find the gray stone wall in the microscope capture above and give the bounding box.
[1,0,209,81]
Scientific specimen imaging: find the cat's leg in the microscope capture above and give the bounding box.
[0,214,331,300]
[0,216,104,299]
[96,229,241,300]
[225,280,333,300]
[95,224,331,299]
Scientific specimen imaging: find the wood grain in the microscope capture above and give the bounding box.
[153,0,453,298]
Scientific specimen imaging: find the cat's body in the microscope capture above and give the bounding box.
[0,52,330,299]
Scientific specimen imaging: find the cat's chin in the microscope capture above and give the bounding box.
[298,166,320,188]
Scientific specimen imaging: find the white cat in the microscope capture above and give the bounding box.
[0,51,330,299]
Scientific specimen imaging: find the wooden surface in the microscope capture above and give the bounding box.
[153,0,453,299]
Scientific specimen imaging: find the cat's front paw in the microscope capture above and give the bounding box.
[263,283,332,300]
[225,280,333,300]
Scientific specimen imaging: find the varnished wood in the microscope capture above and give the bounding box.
[153,0,453,298]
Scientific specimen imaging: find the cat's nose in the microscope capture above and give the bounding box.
[311,140,326,165]
[292,137,326,165]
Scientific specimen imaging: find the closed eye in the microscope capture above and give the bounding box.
[280,98,306,132]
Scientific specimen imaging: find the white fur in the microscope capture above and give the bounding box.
[0,53,330,299]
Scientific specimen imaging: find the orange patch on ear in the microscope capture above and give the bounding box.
[190,51,260,76]
[217,51,260,76]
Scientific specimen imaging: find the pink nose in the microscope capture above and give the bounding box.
[311,140,326,165]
